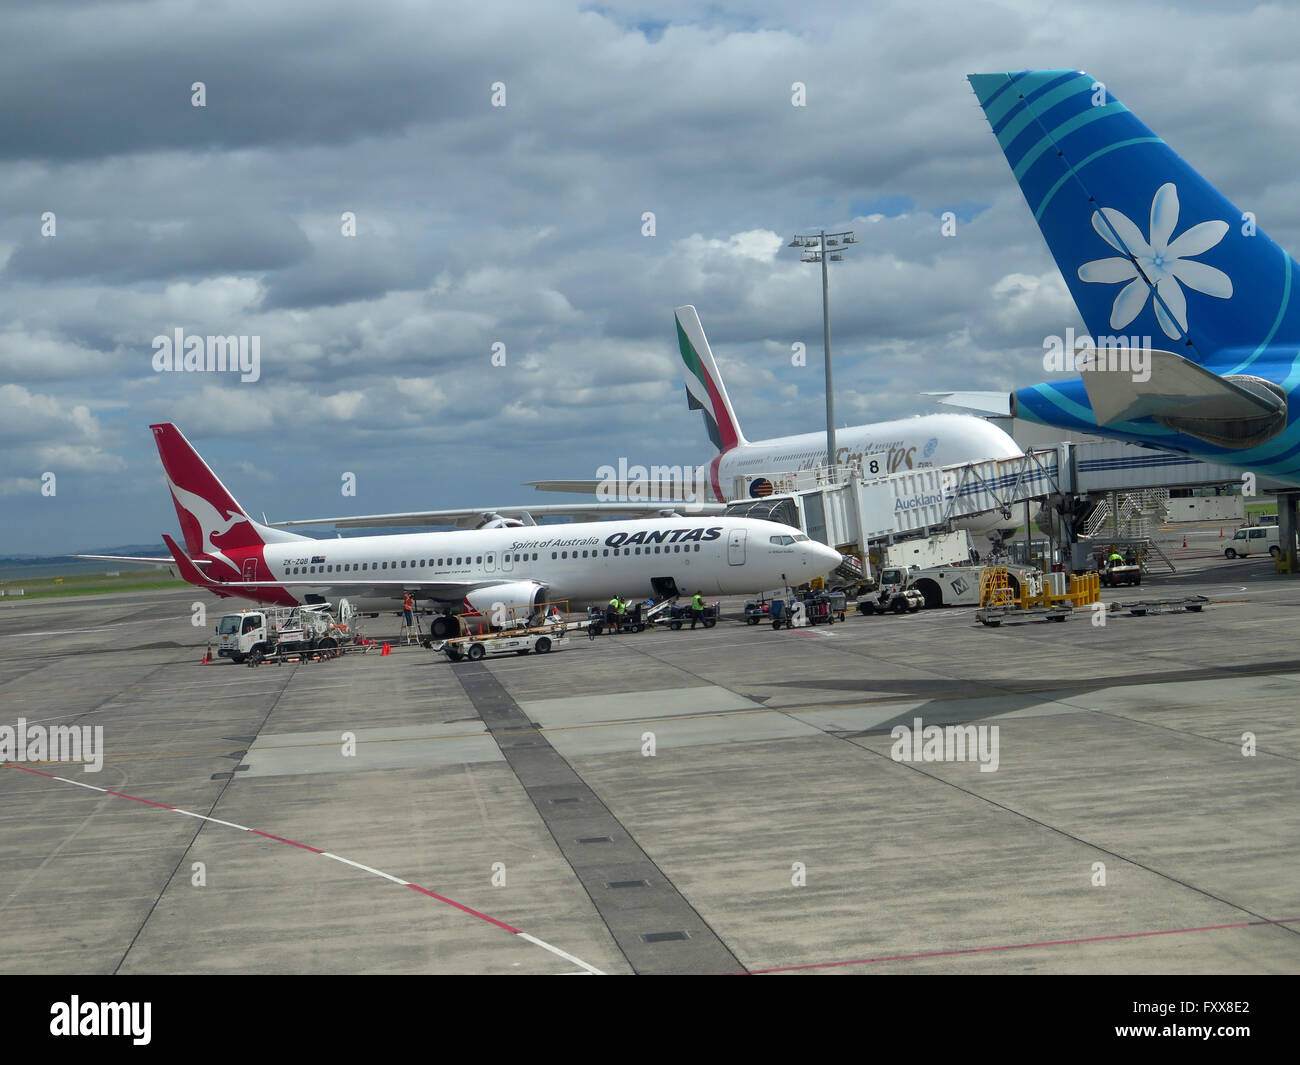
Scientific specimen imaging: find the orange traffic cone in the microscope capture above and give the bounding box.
[381,642,391,656]
[1182,536,1187,548]
[202,642,212,664]
[1219,527,1224,538]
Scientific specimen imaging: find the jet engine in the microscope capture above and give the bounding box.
[462,580,550,630]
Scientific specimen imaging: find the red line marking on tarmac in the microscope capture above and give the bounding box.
[2,761,601,973]
[739,917,1300,974]
[250,829,323,854]
[407,884,521,934]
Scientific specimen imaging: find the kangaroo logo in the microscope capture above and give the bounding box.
[167,477,249,576]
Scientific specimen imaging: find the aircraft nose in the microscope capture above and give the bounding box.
[802,541,843,571]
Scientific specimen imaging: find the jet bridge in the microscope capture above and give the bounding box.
[725,449,1063,549]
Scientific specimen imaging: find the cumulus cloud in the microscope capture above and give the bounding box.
[0,384,103,447]
[3,0,1299,551]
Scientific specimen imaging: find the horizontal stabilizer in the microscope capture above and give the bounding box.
[1080,346,1280,422]
[162,534,234,597]
[922,391,1012,415]
[1077,346,1286,448]
[73,553,211,569]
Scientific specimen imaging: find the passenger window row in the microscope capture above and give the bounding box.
[285,551,543,575]
[551,545,702,559]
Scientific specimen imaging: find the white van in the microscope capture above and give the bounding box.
[1224,525,1280,558]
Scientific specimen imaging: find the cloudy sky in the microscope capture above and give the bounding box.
[2,0,1299,554]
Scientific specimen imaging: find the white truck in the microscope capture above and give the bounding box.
[903,564,1043,608]
[215,601,357,664]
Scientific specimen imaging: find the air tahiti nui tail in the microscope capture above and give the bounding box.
[969,70,1298,482]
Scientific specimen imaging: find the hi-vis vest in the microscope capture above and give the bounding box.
[692,594,704,609]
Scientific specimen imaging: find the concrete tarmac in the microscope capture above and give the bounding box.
[1,553,1297,974]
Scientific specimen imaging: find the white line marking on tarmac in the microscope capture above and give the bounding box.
[52,777,107,792]
[172,809,250,831]
[9,741,607,975]
[2,627,114,638]
[516,932,607,975]
[321,853,410,885]
[0,616,177,639]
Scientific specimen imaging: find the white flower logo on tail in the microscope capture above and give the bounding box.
[1078,182,1232,339]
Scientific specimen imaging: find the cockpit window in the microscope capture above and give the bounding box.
[769,534,796,545]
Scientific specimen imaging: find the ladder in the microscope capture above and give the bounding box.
[399,614,422,645]
[1142,538,1177,574]
[979,566,1014,607]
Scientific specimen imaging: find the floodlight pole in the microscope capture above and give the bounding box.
[789,228,855,475]
[818,230,835,471]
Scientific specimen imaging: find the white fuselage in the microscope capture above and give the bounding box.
[719,413,1022,484]
[252,516,842,609]
[716,413,1024,535]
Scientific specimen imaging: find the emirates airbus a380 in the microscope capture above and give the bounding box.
[672,307,1024,503]
[529,307,1025,537]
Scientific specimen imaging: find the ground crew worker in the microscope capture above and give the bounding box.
[607,596,620,633]
[1107,551,1123,569]
[403,593,416,631]
[691,590,705,629]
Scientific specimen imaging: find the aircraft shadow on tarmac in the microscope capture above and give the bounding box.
[758,657,1300,734]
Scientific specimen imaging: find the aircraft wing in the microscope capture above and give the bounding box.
[922,391,1013,415]
[272,500,723,530]
[524,479,609,494]
[524,479,723,505]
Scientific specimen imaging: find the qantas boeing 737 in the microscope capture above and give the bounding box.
[87,424,841,639]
